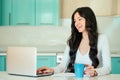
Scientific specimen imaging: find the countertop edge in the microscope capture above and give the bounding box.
[0,53,120,57]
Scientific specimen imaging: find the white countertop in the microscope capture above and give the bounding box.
[111,53,120,57]
[111,52,120,57]
[0,53,55,55]
[0,72,120,80]
[0,52,120,57]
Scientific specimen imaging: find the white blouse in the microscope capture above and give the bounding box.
[53,34,111,76]
[75,49,92,66]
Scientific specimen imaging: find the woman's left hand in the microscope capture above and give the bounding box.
[84,64,96,77]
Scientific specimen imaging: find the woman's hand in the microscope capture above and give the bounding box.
[84,64,97,77]
[37,66,54,74]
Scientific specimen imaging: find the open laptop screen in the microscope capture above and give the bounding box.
[7,47,37,76]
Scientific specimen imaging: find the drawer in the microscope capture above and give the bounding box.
[0,55,57,71]
[111,57,120,74]
[37,56,56,68]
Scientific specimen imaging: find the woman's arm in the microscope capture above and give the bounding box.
[95,34,111,76]
[53,45,70,73]
[37,45,70,74]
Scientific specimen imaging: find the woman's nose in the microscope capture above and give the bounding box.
[75,21,79,26]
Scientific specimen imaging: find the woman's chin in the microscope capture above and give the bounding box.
[78,30,82,33]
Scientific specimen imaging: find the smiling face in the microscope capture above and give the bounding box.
[74,12,86,33]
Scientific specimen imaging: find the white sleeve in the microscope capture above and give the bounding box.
[53,45,70,73]
[95,34,111,76]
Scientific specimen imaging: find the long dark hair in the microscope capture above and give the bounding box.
[67,7,99,72]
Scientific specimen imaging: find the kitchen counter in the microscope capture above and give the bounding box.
[1,52,120,57]
[0,72,120,80]
[111,52,120,57]
[111,53,120,57]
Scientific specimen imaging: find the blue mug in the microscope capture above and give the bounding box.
[74,63,85,78]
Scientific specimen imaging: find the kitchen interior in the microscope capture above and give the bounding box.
[0,0,120,75]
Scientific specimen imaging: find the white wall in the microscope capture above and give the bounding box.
[0,26,70,53]
[97,16,120,52]
[61,16,120,52]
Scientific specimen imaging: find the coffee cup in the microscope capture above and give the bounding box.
[74,63,85,78]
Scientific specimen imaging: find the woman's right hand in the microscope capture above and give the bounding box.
[37,66,54,74]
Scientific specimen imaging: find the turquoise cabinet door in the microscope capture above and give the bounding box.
[36,0,59,26]
[0,55,56,71]
[111,57,120,74]
[0,55,6,71]
[37,56,56,68]
[1,0,11,25]
[2,0,59,26]
[11,0,35,26]
[0,0,1,25]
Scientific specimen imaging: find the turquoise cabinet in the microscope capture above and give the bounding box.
[37,55,57,68]
[36,0,59,26]
[0,55,56,71]
[11,0,59,26]
[111,57,120,74]
[0,55,6,71]
[11,0,35,26]
[0,0,2,25]
[1,0,11,25]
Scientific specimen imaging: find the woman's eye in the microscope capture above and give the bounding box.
[79,18,82,21]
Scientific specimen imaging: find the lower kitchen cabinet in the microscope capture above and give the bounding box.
[1,54,120,74]
[0,55,6,71]
[111,57,120,74]
[0,55,56,71]
[37,55,57,68]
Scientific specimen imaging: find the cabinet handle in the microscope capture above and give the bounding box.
[16,23,30,25]
[9,13,11,25]
[40,23,53,25]
[38,58,48,60]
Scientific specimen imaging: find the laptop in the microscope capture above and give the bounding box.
[6,47,53,77]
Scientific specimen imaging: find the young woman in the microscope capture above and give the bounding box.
[37,7,111,77]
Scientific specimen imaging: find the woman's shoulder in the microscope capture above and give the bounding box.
[98,33,109,44]
[98,34,109,50]
[98,33,108,40]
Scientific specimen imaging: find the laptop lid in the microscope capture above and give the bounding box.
[7,47,37,76]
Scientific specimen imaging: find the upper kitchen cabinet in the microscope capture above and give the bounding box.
[11,0,35,26]
[90,0,118,16]
[1,0,11,25]
[36,0,59,26]
[117,0,120,15]
[62,0,120,18]
[0,0,2,25]
[1,0,59,26]
[11,0,59,26]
